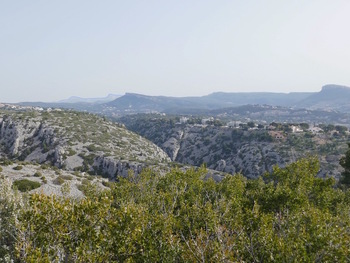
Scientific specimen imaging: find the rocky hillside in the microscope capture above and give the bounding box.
[120,114,349,179]
[0,161,109,198]
[0,109,170,179]
[296,84,350,112]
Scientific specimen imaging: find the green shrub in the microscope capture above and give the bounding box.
[13,179,41,192]
[40,164,50,169]
[87,175,94,181]
[53,176,65,185]
[60,174,73,180]
[86,144,101,152]
[13,165,23,171]
[73,171,82,177]
[0,166,2,172]
[34,172,42,177]
[81,178,91,186]
[0,159,13,166]
[67,148,77,156]
[102,181,113,188]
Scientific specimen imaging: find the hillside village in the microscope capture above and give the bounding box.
[170,113,349,140]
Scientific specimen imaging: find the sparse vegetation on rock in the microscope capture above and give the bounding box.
[0,109,170,179]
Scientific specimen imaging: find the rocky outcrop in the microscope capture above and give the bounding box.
[0,117,56,161]
[93,156,144,179]
[0,110,171,180]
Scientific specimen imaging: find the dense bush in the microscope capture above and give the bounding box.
[1,158,350,262]
[13,165,23,171]
[0,159,13,166]
[12,179,41,192]
[53,175,66,185]
[0,179,23,261]
[33,171,42,177]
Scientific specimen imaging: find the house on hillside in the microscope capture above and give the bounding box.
[202,117,214,125]
[179,117,188,124]
[268,131,285,140]
[308,127,323,134]
[291,125,303,133]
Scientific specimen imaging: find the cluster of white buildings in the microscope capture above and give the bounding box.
[0,103,62,113]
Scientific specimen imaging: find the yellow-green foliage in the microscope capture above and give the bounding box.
[0,178,23,261]
[2,158,350,262]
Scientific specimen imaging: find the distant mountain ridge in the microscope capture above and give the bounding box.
[106,91,313,113]
[106,84,350,113]
[59,94,121,104]
[296,84,350,112]
[106,93,208,112]
[17,84,350,115]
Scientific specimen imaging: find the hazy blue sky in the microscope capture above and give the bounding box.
[1,1,350,102]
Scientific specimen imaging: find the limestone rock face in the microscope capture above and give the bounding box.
[162,137,181,161]
[216,159,226,171]
[0,110,170,179]
[93,156,144,179]
[0,117,53,160]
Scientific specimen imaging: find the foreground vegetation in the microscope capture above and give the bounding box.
[1,157,350,262]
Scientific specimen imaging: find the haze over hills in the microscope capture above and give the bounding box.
[59,94,121,104]
[14,84,350,125]
[105,91,313,113]
[296,84,350,112]
[105,84,349,113]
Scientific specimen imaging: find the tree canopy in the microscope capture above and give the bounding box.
[1,157,350,262]
[340,143,350,186]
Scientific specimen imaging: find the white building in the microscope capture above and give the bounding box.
[308,127,323,134]
[179,117,188,124]
[291,125,303,133]
[202,117,214,125]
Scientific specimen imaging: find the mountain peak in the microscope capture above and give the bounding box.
[321,84,350,91]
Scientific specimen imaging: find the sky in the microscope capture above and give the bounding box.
[1,0,350,103]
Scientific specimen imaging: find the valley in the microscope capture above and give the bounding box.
[120,114,349,179]
[2,92,350,262]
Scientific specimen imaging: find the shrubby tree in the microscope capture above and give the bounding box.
[340,143,350,186]
[0,178,23,262]
[1,158,350,262]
